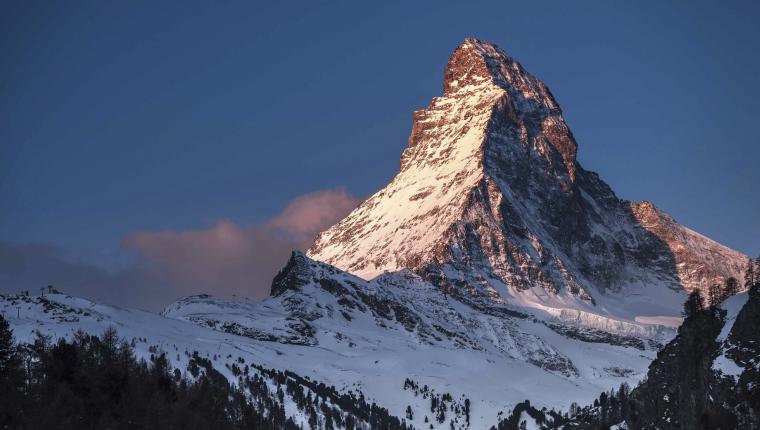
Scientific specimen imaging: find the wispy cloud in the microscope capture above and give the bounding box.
[0,241,167,310]
[0,188,360,310]
[266,188,361,240]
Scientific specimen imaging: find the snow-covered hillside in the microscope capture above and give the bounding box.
[1,250,680,429]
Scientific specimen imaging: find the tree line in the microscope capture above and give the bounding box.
[0,315,419,430]
[0,321,305,430]
[490,256,760,430]
[685,257,760,318]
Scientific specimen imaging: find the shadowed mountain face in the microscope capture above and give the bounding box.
[308,38,746,312]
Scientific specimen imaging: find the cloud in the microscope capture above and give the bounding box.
[267,188,362,240]
[123,188,360,304]
[0,241,167,310]
[123,221,300,304]
[0,188,360,311]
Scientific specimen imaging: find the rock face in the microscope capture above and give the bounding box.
[308,38,746,312]
[270,251,314,296]
[629,201,746,293]
[626,289,760,429]
[487,289,760,429]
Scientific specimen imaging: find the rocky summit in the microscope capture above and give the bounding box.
[308,38,746,318]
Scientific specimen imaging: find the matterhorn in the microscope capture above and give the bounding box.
[3,39,750,429]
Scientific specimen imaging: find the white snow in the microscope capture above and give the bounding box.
[308,77,502,281]
[711,292,749,380]
[2,274,664,430]
[713,353,743,379]
[716,292,748,342]
[634,316,683,328]
[518,410,539,429]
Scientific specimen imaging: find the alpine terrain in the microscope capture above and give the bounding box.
[1,39,752,429]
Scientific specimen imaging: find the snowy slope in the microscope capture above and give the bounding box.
[0,293,391,429]
[711,293,750,380]
[160,252,678,427]
[2,251,675,429]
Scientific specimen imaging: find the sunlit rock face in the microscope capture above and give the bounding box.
[308,38,746,311]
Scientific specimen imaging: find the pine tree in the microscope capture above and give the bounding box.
[0,314,15,373]
[724,276,739,298]
[707,284,722,308]
[744,258,756,291]
[464,398,470,426]
[436,403,446,424]
[683,290,704,318]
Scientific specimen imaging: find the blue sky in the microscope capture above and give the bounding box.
[1,1,758,307]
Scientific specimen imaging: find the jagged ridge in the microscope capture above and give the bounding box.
[308,38,747,318]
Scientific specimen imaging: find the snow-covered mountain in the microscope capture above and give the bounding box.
[482,288,760,429]
[1,252,670,429]
[308,38,746,316]
[2,39,750,429]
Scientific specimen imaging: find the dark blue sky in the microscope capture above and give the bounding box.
[2,1,758,289]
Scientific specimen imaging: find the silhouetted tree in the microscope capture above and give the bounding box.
[0,314,23,427]
[464,397,471,426]
[754,256,760,295]
[745,258,756,291]
[0,328,321,430]
[0,314,15,371]
[707,284,722,308]
[724,276,739,298]
[683,290,704,318]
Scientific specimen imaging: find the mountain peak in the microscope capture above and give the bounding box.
[270,251,313,296]
[442,38,500,95]
[444,38,522,95]
[308,40,746,307]
[441,38,578,170]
